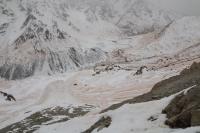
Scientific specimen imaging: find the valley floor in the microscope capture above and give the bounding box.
[0,56,200,133]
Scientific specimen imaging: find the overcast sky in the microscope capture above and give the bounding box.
[150,0,200,16]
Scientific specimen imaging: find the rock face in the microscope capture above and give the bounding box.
[134,66,147,75]
[0,91,16,101]
[162,85,200,128]
[82,116,112,133]
[0,46,107,80]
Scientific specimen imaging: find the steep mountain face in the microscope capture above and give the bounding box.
[0,0,178,79]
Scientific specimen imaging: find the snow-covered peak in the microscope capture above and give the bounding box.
[0,0,181,80]
[1,0,179,39]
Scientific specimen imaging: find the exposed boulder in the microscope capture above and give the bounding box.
[0,91,16,101]
[0,47,107,80]
[134,66,148,75]
[0,63,37,80]
[162,85,200,128]
[93,63,132,76]
[82,116,112,133]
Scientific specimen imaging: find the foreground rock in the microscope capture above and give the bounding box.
[162,85,200,128]
[82,116,112,133]
[101,62,200,113]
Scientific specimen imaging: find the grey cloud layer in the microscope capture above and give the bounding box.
[150,0,200,15]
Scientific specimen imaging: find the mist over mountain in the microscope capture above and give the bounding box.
[150,0,200,16]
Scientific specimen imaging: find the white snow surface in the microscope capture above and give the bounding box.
[0,0,200,132]
[36,90,200,133]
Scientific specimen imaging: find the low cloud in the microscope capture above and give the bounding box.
[149,0,200,15]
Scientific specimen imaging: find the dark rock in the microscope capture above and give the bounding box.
[0,23,9,32]
[0,47,106,80]
[0,91,16,101]
[82,116,112,133]
[6,94,16,101]
[0,63,36,80]
[134,66,147,75]
[101,62,200,113]
[48,51,65,73]
[163,85,200,128]
[14,27,36,49]
[44,30,52,40]
[96,71,101,74]
[68,47,82,67]
[1,7,14,16]
[191,110,200,126]
[93,64,127,76]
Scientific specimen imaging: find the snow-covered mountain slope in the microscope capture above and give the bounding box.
[124,16,200,60]
[1,0,200,133]
[37,93,200,133]
[0,0,180,79]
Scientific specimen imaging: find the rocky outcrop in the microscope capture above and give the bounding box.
[14,14,66,49]
[162,85,200,128]
[93,64,132,76]
[0,47,107,80]
[101,62,200,113]
[0,105,94,133]
[82,116,112,133]
[0,91,16,101]
[133,66,148,75]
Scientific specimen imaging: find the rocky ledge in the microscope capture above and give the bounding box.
[0,91,16,101]
[98,62,200,130]
[163,85,200,128]
[101,62,200,113]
